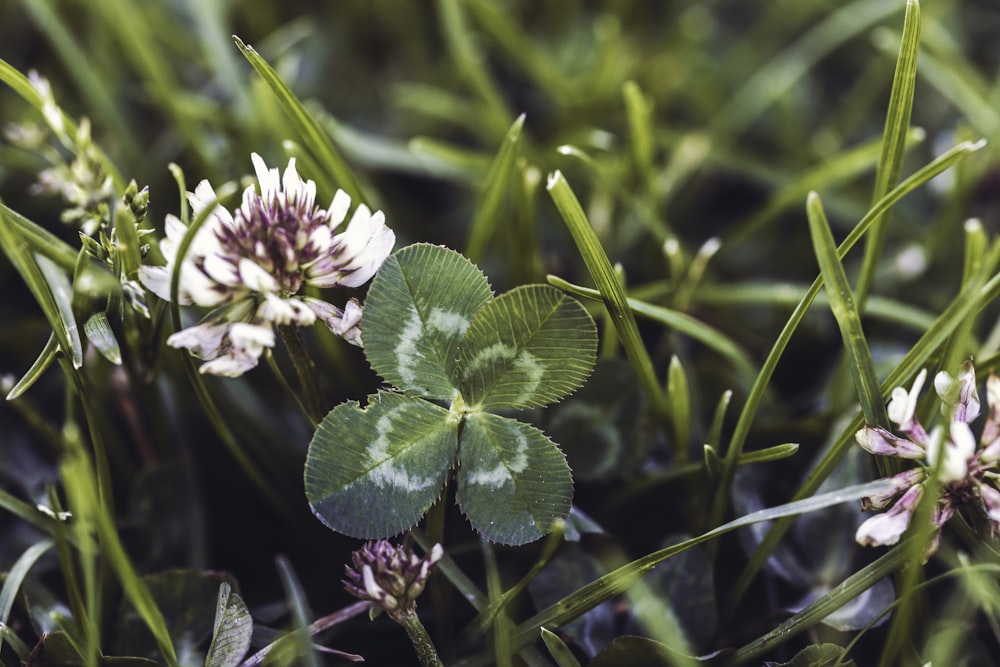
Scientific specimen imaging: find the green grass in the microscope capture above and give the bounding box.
[3,0,1000,665]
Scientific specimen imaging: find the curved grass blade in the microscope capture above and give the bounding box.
[0,540,54,657]
[233,36,364,202]
[855,0,921,304]
[466,114,525,263]
[546,171,671,427]
[547,275,757,385]
[717,138,985,605]
[0,204,83,370]
[507,479,896,653]
[806,192,886,428]
[6,333,59,400]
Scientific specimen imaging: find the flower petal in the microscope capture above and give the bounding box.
[887,369,925,428]
[855,484,922,547]
[934,360,980,424]
[860,468,923,511]
[855,426,925,459]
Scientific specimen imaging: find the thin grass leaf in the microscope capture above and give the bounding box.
[693,282,937,332]
[738,443,799,465]
[275,556,320,667]
[233,35,364,202]
[0,540,54,660]
[466,114,525,263]
[546,172,671,428]
[1,204,79,271]
[724,542,914,666]
[623,81,654,182]
[547,275,757,385]
[6,333,59,400]
[708,0,904,143]
[806,192,886,427]
[540,628,582,667]
[667,356,692,463]
[730,261,1000,612]
[60,427,179,667]
[716,138,985,606]
[436,0,513,139]
[505,479,897,655]
[481,540,513,667]
[856,0,921,304]
[0,204,83,370]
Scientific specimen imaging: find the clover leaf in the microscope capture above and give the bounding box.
[305,244,597,544]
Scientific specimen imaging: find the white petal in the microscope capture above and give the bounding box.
[166,321,229,359]
[887,369,926,429]
[199,350,261,377]
[251,152,280,200]
[228,321,275,352]
[138,266,173,303]
[257,294,296,325]
[238,258,278,292]
[327,189,352,228]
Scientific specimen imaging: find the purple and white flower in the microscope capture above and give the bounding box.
[854,360,1000,555]
[140,153,394,376]
[343,539,443,621]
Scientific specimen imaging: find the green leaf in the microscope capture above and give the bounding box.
[363,244,493,399]
[206,583,252,667]
[84,313,123,365]
[305,391,456,539]
[541,628,583,667]
[466,114,526,263]
[458,285,597,410]
[763,644,857,667]
[806,192,886,428]
[233,36,364,203]
[6,333,60,400]
[590,636,692,667]
[456,412,572,545]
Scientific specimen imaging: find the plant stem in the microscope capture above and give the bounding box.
[277,324,326,423]
[399,612,444,667]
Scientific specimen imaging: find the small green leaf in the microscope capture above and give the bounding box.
[458,285,597,409]
[206,583,252,667]
[305,391,456,539]
[541,628,583,667]
[84,313,123,365]
[363,244,493,399]
[457,412,572,545]
[763,643,857,667]
[6,333,60,400]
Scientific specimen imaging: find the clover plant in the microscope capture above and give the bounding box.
[305,243,597,544]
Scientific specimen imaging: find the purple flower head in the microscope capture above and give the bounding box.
[140,153,394,376]
[854,360,1000,556]
[343,539,443,621]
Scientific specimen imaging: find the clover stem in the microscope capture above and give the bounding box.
[398,612,444,667]
[277,324,325,422]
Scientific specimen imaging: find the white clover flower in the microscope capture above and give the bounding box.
[854,360,1000,555]
[140,153,394,376]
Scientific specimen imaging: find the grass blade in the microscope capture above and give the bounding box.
[855,0,921,303]
[233,35,364,202]
[806,192,887,428]
[546,171,671,428]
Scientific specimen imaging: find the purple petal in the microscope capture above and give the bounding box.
[855,426,925,459]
